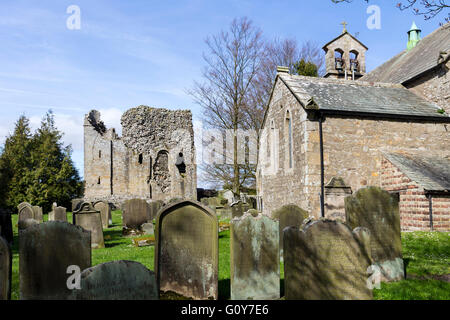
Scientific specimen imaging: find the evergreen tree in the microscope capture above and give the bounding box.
[293,59,319,77]
[0,111,82,212]
[0,115,33,209]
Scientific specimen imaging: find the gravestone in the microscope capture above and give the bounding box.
[325,177,352,221]
[71,198,83,213]
[149,200,164,221]
[19,221,91,300]
[155,200,218,300]
[32,206,43,223]
[122,199,151,235]
[93,201,110,229]
[231,211,279,300]
[231,200,243,218]
[284,219,372,300]
[345,186,403,281]
[49,206,67,222]
[70,260,158,300]
[17,202,35,228]
[0,210,13,244]
[73,202,104,249]
[0,236,11,300]
[272,204,309,257]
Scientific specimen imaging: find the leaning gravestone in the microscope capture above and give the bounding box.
[93,201,110,229]
[155,200,218,300]
[49,206,67,222]
[149,200,163,221]
[284,219,372,300]
[0,236,11,300]
[0,210,13,245]
[73,202,104,249]
[345,186,403,282]
[70,260,158,300]
[122,199,151,235]
[231,211,279,300]
[17,202,35,227]
[32,206,43,223]
[272,204,309,257]
[19,221,91,300]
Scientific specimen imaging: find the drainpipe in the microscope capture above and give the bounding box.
[426,193,433,231]
[319,115,325,218]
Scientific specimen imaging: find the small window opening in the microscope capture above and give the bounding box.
[350,50,359,72]
[99,150,102,158]
[334,49,344,70]
[97,177,101,184]
[138,154,143,165]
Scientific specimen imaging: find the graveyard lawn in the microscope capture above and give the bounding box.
[9,212,450,300]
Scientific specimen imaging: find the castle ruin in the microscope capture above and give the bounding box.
[83,105,197,206]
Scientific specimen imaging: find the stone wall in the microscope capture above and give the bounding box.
[381,157,450,231]
[257,79,450,219]
[405,60,450,114]
[84,106,197,207]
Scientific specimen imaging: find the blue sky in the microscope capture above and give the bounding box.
[0,0,447,185]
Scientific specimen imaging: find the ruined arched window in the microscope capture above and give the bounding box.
[153,150,170,193]
[285,110,293,169]
[334,49,344,70]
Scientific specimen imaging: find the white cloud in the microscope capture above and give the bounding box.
[98,108,124,136]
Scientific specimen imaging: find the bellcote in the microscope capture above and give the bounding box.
[322,24,368,80]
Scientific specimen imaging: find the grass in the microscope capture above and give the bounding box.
[8,212,450,300]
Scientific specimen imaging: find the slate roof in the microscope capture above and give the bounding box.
[361,24,450,84]
[277,73,450,121]
[384,153,450,192]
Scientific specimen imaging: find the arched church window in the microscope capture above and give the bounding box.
[285,110,293,169]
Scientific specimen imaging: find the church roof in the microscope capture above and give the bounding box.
[360,24,450,84]
[277,73,449,121]
[384,152,450,193]
[322,31,368,51]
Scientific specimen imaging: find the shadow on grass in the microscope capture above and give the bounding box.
[218,279,230,300]
[103,229,126,248]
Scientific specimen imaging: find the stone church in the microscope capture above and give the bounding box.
[256,24,450,231]
[83,106,197,206]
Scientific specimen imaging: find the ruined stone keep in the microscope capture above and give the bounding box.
[84,106,197,205]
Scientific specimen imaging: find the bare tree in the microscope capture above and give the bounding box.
[332,0,449,23]
[190,17,265,194]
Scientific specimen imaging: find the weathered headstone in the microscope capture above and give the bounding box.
[0,236,11,300]
[71,198,83,213]
[17,202,34,228]
[284,219,372,300]
[345,186,404,281]
[155,200,218,300]
[19,221,91,300]
[272,204,309,256]
[122,199,151,235]
[324,177,352,221]
[231,211,279,300]
[0,210,13,245]
[74,202,104,249]
[49,206,67,222]
[149,200,163,221]
[93,201,110,229]
[70,260,158,300]
[231,200,243,218]
[32,206,43,223]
